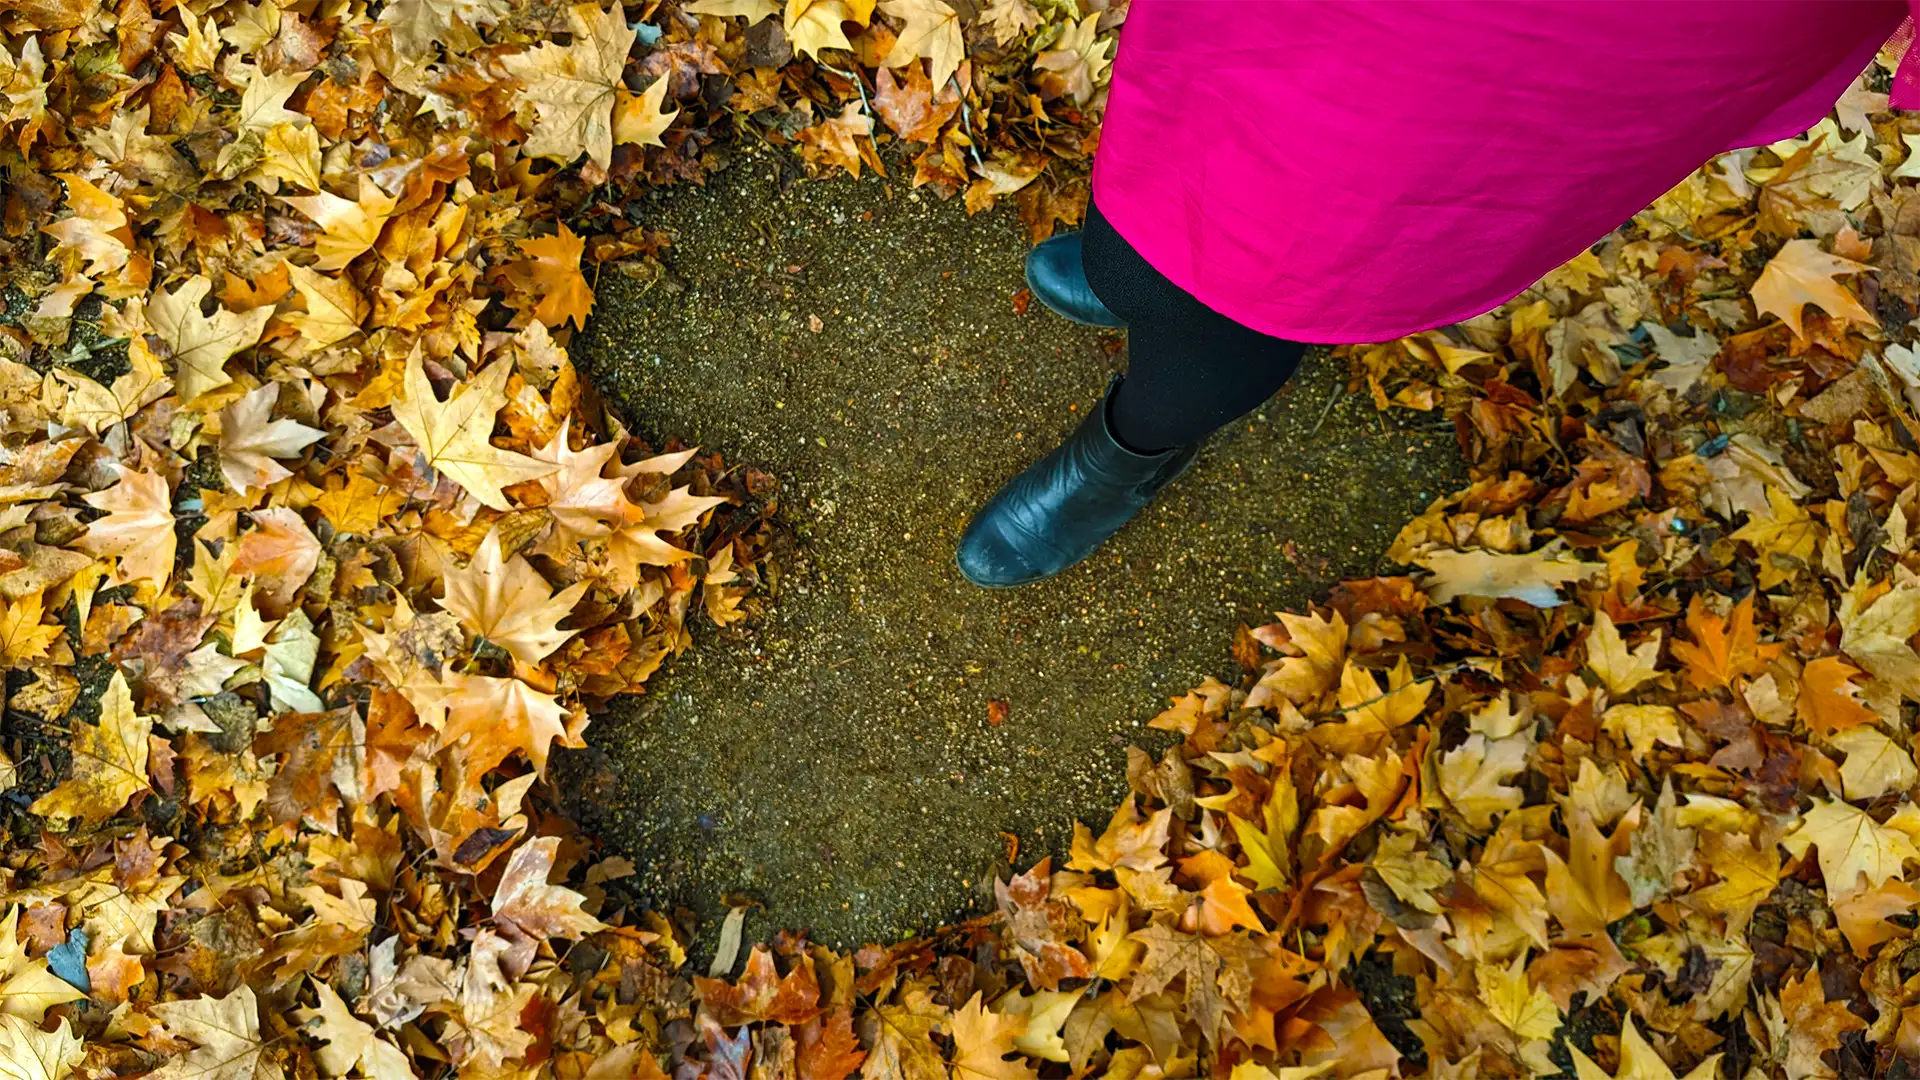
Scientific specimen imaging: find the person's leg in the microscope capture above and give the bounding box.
[1081,200,1308,453]
[954,202,1311,588]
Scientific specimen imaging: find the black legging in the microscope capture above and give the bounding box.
[1082,201,1308,453]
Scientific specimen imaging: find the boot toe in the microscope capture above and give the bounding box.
[1024,234,1125,328]
[955,518,1048,588]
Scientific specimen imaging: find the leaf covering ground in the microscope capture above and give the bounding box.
[0,1,1917,1079]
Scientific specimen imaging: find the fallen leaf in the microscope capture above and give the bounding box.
[948,991,1034,1080]
[147,274,272,401]
[503,1,636,169]
[439,528,588,667]
[877,0,960,89]
[1750,238,1876,341]
[1417,542,1604,607]
[390,350,558,512]
[492,836,607,942]
[1782,797,1920,898]
[1478,953,1559,1042]
[1567,1014,1720,1080]
[0,1013,83,1080]
[217,382,324,494]
[1832,725,1918,800]
[511,225,594,331]
[29,671,151,829]
[280,176,398,271]
[149,986,268,1080]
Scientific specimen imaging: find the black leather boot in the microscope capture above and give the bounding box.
[1025,232,1125,327]
[956,375,1202,588]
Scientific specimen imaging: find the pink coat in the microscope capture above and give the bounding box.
[1090,1,1913,344]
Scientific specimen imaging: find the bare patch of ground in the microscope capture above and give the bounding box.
[566,148,1464,949]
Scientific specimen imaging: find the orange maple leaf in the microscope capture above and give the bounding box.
[511,224,594,331]
[232,507,322,616]
[441,671,576,777]
[1832,878,1920,956]
[796,1007,867,1080]
[1779,969,1868,1076]
[1670,594,1783,691]
[1750,238,1876,342]
[1796,655,1879,738]
[1177,849,1266,936]
[694,945,824,1027]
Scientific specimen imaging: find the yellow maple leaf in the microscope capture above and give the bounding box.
[441,670,575,776]
[1750,238,1876,342]
[1176,850,1264,936]
[1831,726,1919,801]
[280,176,398,271]
[613,74,678,149]
[42,172,130,281]
[999,989,1073,1063]
[1782,797,1920,898]
[863,986,947,1080]
[53,337,171,435]
[313,471,405,536]
[295,978,413,1080]
[1310,655,1431,753]
[1370,829,1451,915]
[150,986,269,1080]
[1687,831,1777,932]
[76,466,176,586]
[949,991,1035,1080]
[1478,953,1560,1042]
[784,0,865,59]
[389,349,558,512]
[29,671,151,828]
[1831,878,1920,956]
[1728,485,1819,589]
[1032,12,1112,106]
[1244,610,1346,710]
[979,0,1039,46]
[0,591,60,666]
[1839,575,1920,700]
[214,64,310,177]
[255,122,321,191]
[216,381,324,495]
[1228,771,1297,893]
[1600,704,1684,760]
[1671,594,1782,691]
[1797,655,1879,739]
[378,0,508,55]
[0,1013,82,1080]
[504,1,636,169]
[440,528,589,667]
[147,274,274,401]
[1544,806,1635,936]
[1471,811,1551,947]
[879,0,962,89]
[511,225,594,331]
[1417,541,1605,607]
[1438,728,1529,832]
[1585,610,1664,696]
[281,264,367,355]
[491,836,608,941]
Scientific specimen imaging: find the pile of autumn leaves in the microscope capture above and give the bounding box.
[0,0,1132,1075]
[12,0,1920,1073]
